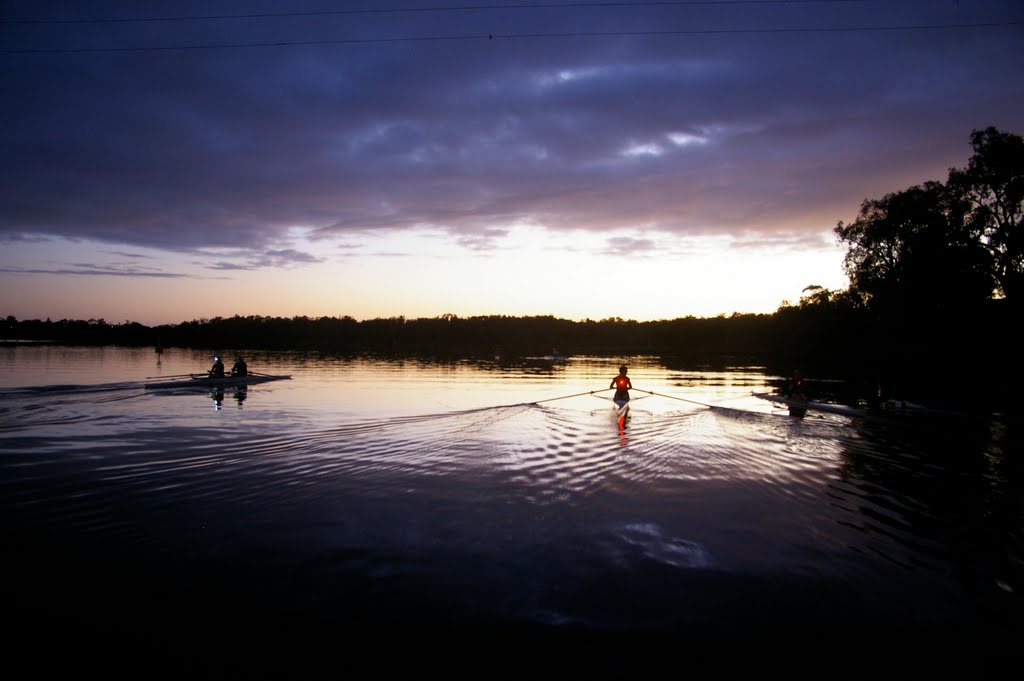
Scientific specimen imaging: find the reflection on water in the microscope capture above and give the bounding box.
[0,346,1020,672]
[210,385,247,409]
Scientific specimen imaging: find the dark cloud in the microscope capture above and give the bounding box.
[604,236,658,255]
[2,1,1022,256]
[103,250,155,259]
[728,231,834,252]
[203,248,323,270]
[456,228,510,251]
[0,264,191,278]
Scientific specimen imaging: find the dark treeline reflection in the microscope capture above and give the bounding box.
[2,128,1021,411]
[838,413,1023,630]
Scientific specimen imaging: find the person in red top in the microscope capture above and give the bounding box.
[610,365,633,407]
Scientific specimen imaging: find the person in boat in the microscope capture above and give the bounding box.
[782,369,807,417]
[208,355,225,378]
[610,365,633,407]
[784,369,806,401]
[231,356,248,377]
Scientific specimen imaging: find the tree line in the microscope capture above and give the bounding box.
[3,310,790,361]
[3,127,1020,411]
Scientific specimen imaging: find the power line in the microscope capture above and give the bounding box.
[6,20,1022,54]
[0,1,906,26]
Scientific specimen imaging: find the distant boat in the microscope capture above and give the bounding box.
[542,349,568,363]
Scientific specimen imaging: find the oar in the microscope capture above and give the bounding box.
[144,373,196,380]
[532,388,614,405]
[634,389,716,409]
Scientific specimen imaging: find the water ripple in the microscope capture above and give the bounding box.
[1,367,1013,645]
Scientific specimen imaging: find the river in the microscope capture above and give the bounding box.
[1,345,1020,675]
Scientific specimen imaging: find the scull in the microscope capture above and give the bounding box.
[144,374,292,390]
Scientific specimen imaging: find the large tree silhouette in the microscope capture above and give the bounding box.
[834,180,993,318]
[947,126,1024,301]
[833,127,1020,406]
[835,127,1023,316]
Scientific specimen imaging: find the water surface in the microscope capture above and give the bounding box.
[1,346,1020,674]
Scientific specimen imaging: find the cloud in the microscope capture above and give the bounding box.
[203,248,324,271]
[2,0,1022,258]
[0,265,192,278]
[456,228,510,252]
[103,250,156,259]
[603,236,659,256]
[728,231,837,252]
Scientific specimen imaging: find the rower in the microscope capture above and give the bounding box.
[784,369,806,401]
[231,356,248,377]
[208,355,225,378]
[610,365,633,407]
[782,369,807,417]
[611,365,633,432]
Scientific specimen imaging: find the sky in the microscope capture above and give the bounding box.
[2,1,1023,326]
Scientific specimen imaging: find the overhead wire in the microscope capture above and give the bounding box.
[6,20,1022,54]
[0,2,936,26]
[4,0,1021,55]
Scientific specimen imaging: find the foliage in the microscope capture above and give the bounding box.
[831,126,1021,409]
[947,126,1024,300]
[835,181,994,316]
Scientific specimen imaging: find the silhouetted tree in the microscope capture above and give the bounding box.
[835,180,994,318]
[947,126,1024,300]
[832,127,1021,406]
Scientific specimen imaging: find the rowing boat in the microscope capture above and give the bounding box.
[752,391,977,421]
[613,398,630,430]
[144,374,292,390]
[752,392,865,417]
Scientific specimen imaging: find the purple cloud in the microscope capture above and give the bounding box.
[1,0,1022,259]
